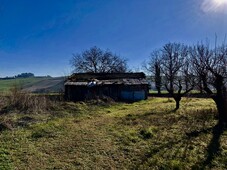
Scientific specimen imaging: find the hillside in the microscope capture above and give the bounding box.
[22,77,65,93]
[0,77,65,93]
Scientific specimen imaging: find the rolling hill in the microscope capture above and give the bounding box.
[0,77,65,93]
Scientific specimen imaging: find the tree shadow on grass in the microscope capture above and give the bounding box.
[141,108,178,117]
[194,122,225,169]
[185,127,213,138]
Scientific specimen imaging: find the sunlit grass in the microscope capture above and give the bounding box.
[0,77,47,93]
[0,97,226,169]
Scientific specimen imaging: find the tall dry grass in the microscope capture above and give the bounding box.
[4,84,55,114]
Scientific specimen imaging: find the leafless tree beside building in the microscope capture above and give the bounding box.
[160,43,194,110]
[143,50,162,94]
[71,46,128,73]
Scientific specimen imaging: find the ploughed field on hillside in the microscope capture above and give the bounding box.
[0,77,65,93]
[0,96,226,169]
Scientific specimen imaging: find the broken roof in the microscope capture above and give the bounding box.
[68,72,146,81]
[65,72,148,86]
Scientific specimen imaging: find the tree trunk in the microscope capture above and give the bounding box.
[174,96,181,110]
[213,76,227,124]
[199,78,203,94]
[176,100,180,110]
[199,88,203,94]
[214,96,227,124]
[185,81,188,92]
[157,88,161,95]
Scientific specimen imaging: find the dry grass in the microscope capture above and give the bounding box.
[2,85,55,114]
[0,97,226,169]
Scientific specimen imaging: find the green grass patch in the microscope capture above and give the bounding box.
[0,97,226,169]
[0,77,48,93]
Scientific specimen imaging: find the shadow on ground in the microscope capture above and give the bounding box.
[193,122,225,169]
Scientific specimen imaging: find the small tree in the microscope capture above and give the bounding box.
[161,43,194,110]
[143,50,162,94]
[71,46,128,73]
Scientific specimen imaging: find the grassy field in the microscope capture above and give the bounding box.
[0,77,48,92]
[0,97,226,169]
[0,77,64,93]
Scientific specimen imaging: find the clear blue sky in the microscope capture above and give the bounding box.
[0,0,226,77]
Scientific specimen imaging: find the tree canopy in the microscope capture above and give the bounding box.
[71,46,128,73]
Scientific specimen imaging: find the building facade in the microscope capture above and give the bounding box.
[64,72,149,102]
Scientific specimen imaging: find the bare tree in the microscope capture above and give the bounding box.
[143,50,162,94]
[161,43,194,110]
[191,43,227,123]
[71,46,128,73]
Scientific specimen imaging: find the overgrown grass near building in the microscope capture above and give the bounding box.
[0,96,226,169]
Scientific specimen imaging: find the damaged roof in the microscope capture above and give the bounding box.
[68,72,146,81]
[65,72,148,86]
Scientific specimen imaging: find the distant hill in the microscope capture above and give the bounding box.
[0,77,65,93]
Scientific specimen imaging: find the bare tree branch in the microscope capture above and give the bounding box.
[71,46,128,73]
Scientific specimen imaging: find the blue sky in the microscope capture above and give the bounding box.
[0,0,227,77]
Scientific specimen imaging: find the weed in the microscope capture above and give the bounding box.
[3,84,55,114]
[0,148,13,170]
[139,126,157,140]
